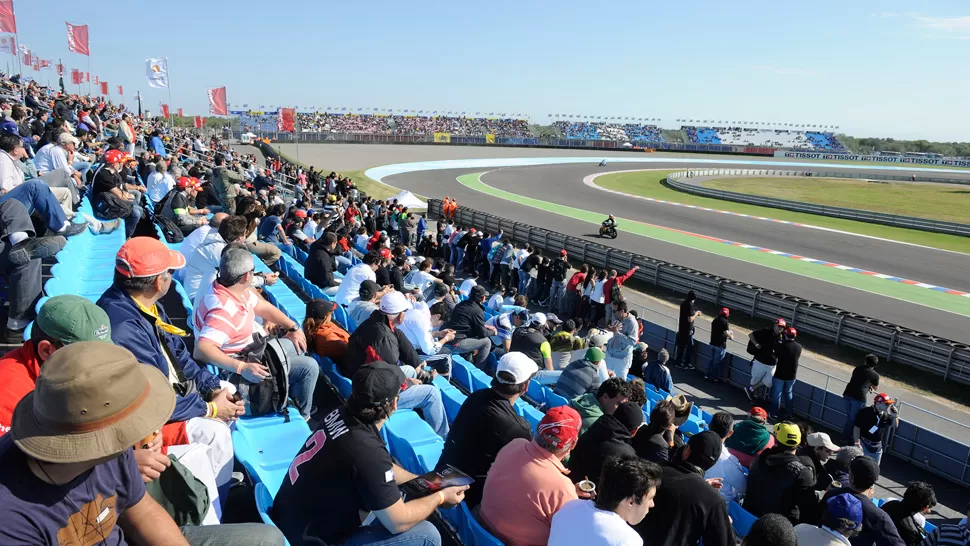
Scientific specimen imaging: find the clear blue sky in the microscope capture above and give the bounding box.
[8,0,970,141]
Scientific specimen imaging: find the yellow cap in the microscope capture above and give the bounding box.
[774,422,802,447]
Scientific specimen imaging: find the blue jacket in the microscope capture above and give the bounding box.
[97,284,220,422]
[645,360,674,393]
[480,232,502,254]
[150,135,168,158]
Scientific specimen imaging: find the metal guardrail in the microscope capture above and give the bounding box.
[428,199,970,487]
[666,169,970,237]
[427,199,970,388]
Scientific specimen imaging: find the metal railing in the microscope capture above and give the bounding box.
[428,198,970,486]
[666,169,970,237]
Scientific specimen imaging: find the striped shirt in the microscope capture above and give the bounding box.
[923,524,969,546]
[193,281,265,354]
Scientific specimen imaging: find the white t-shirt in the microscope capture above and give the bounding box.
[410,270,438,295]
[548,499,642,546]
[459,278,477,297]
[334,263,376,306]
[488,293,504,312]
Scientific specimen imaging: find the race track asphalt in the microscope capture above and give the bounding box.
[386,162,970,343]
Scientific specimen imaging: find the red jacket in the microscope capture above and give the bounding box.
[603,267,637,305]
[0,342,41,437]
[565,272,587,293]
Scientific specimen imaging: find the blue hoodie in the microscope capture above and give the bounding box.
[98,284,221,422]
[150,135,168,158]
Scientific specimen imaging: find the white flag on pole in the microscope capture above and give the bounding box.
[145,57,168,88]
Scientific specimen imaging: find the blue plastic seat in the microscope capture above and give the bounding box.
[461,503,504,546]
[520,403,544,431]
[451,356,474,391]
[527,381,548,406]
[442,388,468,423]
[254,482,291,546]
[545,391,569,409]
[232,407,311,496]
[729,501,757,538]
[469,369,492,392]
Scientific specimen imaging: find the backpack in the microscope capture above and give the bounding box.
[610,280,624,303]
[230,335,292,419]
[549,258,568,281]
[153,189,185,243]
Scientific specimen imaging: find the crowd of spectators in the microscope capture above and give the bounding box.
[0,70,963,546]
[295,112,532,137]
[553,121,665,143]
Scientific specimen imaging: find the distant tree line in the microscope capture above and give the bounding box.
[837,135,970,158]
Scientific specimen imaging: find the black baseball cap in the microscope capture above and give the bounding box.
[470,285,488,301]
[350,362,407,408]
[359,280,380,300]
[306,298,335,319]
[686,430,723,471]
[850,456,881,490]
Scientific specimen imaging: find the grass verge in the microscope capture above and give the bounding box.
[595,170,970,254]
[702,177,970,224]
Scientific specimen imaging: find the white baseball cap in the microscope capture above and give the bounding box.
[530,312,547,327]
[379,291,412,314]
[806,432,840,452]
[495,352,539,385]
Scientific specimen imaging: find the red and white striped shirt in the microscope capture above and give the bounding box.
[193,281,265,354]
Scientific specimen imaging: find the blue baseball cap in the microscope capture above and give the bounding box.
[826,493,863,530]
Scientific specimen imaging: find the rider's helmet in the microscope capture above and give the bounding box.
[609,214,615,219]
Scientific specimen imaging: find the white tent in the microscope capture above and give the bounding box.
[390,190,427,210]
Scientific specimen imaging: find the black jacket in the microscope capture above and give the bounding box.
[342,312,420,377]
[880,500,926,546]
[305,241,337,289]
[567,414,637,486]
[446,299,487,342]
[773,339,802,381]
[749,327,781,365]
[635,459,734,546]
[632,428,673,463]
[743,445,817,524]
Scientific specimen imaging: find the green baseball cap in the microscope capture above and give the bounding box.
[36,296,112,345]
[585,347,605,363]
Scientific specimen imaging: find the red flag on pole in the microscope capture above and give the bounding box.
[71,68,80,85]
[56,63,64,76]
[117,85,123,95]
[278,108,296,132]
[0,0,17,34]
[177,108,183,117]
[93,75,98,85]
[40,59,50,69]
[85,72,89,82]
[32,58,38,71]
[202,117,207,126]
[100,82,107,95]
[207,87,228,116]
[161,104,170,118]
[21,50,29,66]
[66,22,90,56]
[193,115,202,129]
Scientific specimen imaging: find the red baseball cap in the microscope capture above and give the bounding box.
[115,237,186,278]
[720,307,730,317]
[176,176,195,190]
[874,393,895,405]
[536,405,581,451]
[294,209,307,219]
[379,248,392,259]
[560,249,568,257]
[749,407,768,422]
[775,318,787,327]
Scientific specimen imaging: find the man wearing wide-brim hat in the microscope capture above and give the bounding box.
[0,342,285,545]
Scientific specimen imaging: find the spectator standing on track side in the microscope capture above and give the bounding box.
[842,354,880,442]
[587,270,609,328]
[707,308,733,382]
[435,352,535,508]
[852,392,898,466]
[746,318,786,403]
[603,266,638,325]
[547,250,570,311]
[674,290,701,370]
[770,327,802,420]
[549,456,662,546]
[519,246,540,299]
[273,362,467,546]
[563,264,588,322]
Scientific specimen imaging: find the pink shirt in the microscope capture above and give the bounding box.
[479,438,577,546]
[193,281,264,353]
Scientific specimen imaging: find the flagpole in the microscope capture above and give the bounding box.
[166,57,173,127]
[86,55,90,95]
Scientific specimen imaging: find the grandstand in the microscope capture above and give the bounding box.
[552,121,665,143]
[232,110,280,132]
[296,112,532,138]
[682,125,845,150]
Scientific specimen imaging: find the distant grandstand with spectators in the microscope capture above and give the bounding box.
[231,108,847,152]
